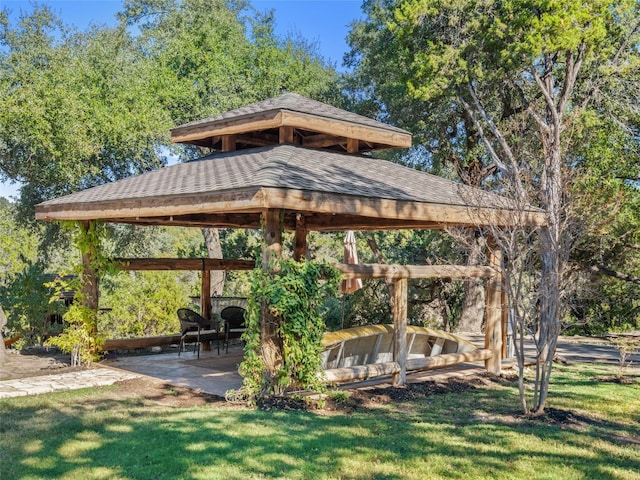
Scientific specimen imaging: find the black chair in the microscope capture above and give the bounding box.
[220,306,246,353]
[177,308,220,358]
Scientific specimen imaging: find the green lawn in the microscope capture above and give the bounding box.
[1,363,638,480]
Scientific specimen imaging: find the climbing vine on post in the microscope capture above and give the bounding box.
[238,258,341,401]
[46,221,116,366]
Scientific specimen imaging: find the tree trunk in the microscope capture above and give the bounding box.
[366,234,395,315]
[0,305,7,364]
[456,231,486,333]
[534,145,564,414]
[80,228,99,367]
[201,227,225,297]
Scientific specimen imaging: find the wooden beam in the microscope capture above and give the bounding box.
[109,213,263,229]
[170,109,412,149]
[282,213,445,231]
[322,349,493,383]
[302,133,343,149]
[260,188,548,228]
[103,332,223,351]
[109,212,443,231]
[392,278,408,385]
[262,209,282,269]
[114,258,255,271]
[280,110,412,149]
[501,273,509,358]
[323,361,401,383]
[171,110,283,144]
[36,188,265,222]
[484,241,503,373]
[406,349,493,371]
[36,186,547,229]
[335,263,495,280]
[261,208,284,379]
[81,221,99,354]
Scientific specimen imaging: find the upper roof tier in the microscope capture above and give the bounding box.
[170,93,413,153]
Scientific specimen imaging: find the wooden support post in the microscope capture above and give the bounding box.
[279,126,295,145]
[222,135,236,152]
[261,209,284,384]
[201,268,212,320]
[347,138,359,153]
[392,278,408,385]
[501,274,508,358]
[200,267,212,352]
[81,221,99,349]
[484,241,503,373]
[293,214,308,262]
[262,209,282,269]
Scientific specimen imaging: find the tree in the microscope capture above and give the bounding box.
[345,0,503,332]
[0,6,171,229]
[0,305,7,363]
[384,0,640,414]
[0,199,39,283]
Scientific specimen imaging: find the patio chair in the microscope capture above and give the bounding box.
[177,308,220,358]
[220,306,246,354]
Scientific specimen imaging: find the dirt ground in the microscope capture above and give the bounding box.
[0,347,77,381]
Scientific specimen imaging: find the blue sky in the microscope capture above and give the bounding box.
[0,0,363,200]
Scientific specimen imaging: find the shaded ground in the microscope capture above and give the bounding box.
[0,347,77,381]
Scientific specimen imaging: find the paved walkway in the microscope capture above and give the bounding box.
[1,337,637,400]
[0,366,140,399]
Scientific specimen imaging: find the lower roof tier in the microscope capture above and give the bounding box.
[36,144,545,229]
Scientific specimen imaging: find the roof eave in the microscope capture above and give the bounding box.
[170,109,412,150]
[35,186,546,229]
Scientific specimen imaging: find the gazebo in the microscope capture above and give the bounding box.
[36,93,545,383]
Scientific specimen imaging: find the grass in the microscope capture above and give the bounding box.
[1,363,639,480]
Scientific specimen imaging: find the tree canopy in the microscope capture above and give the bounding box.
[0,6,171,221]
[346,0,640,413]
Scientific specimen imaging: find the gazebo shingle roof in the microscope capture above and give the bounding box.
[170,93,412,152]
[36,144,543,229]
[172,93,409,136]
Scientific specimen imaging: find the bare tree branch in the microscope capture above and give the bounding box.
[589,264,640,285]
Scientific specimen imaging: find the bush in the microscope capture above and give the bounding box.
[0,259,66,346]
[99,271,191,338]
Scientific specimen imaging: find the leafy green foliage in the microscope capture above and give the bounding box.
[0,259,65,346]
[99,271,190,338]
[45,221,113,365]
[0,199,39,284]
[121,0,338,134]
[0,6,171,224]
[46,292,100,366]
[239,259,341,400]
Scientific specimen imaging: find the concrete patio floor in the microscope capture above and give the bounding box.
[102,342,246,397]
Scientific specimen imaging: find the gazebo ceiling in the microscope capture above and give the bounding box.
[170,93,412,153]
[36,144,545,230]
